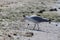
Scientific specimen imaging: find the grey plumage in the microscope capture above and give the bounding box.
[23,15,50,30]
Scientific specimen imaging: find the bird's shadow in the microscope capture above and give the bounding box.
[29,29,47,32]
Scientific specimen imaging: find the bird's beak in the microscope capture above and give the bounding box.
[21,18,25,22]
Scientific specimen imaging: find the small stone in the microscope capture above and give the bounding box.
[31,11,34,13]
[13,33,17,36]
[24,32,34,37]
[56,24,58,26]
[28,24,30,25]
[49,8,57,11]
[23,15,25,17]
[37,9,45,13]
[8,35,11,37]
[58,7,60,9]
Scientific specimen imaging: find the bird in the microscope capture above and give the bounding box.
[23,15,51,30]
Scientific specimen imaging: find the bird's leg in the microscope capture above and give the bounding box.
[33,24,36,30]
[37,24,40,31]
[26,24,30,29]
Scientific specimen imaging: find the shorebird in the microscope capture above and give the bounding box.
[23,15,51,30]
